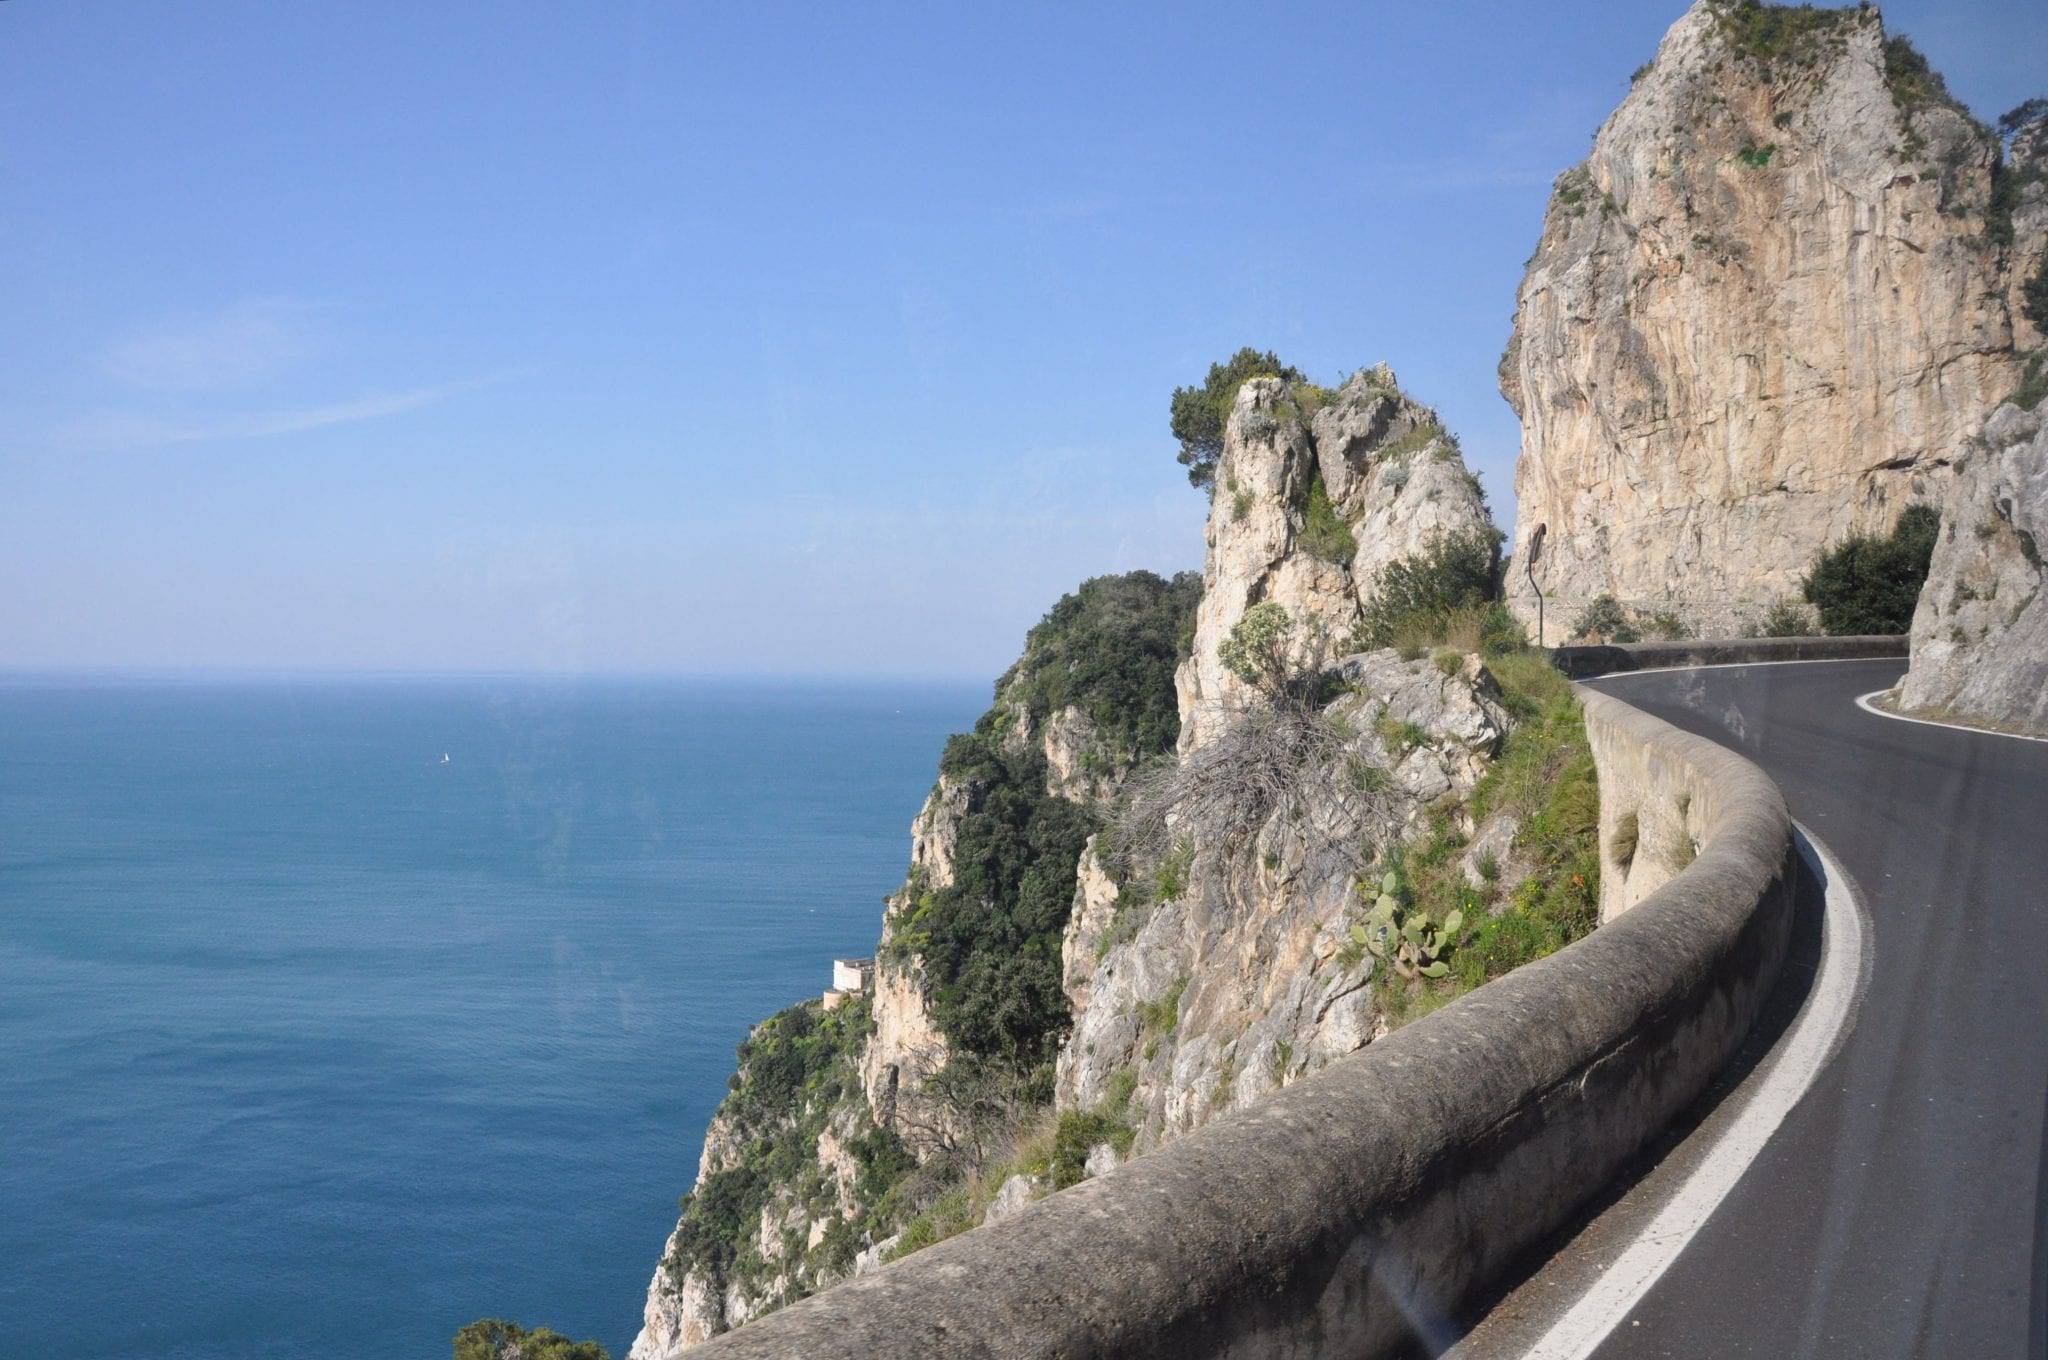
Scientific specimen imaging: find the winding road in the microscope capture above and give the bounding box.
[1457,658,2048,1359]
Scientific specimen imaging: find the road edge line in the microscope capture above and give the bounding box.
[1516,822,1869,1360]
[1854,689,2048,745]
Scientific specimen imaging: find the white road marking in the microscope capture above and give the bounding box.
[1516,823,1869,1360]
[1853,689,2048,745]
[1581,655,1905,681]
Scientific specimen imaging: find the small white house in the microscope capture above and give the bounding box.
[823,957,875,1010]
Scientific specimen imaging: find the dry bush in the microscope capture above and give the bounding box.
[1111,700,1397,880]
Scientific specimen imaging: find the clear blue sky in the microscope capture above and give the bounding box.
[3,1,2041,678]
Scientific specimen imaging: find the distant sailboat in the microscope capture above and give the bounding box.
[440,753,450,764]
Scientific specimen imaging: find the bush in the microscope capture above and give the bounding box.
[1171,348,1304,490]
[2014,351,2048,411]
[1049,1110,1136,1190]
[997,571,1201,759]
[1298,471,1356,564]
[2024,257,2048,337]
[1355,528,1504,650]
[1753,598,1817,637]
[1217,602,1294,693]
[1570,594,1638,644]
[454,1320,608,1360]
[1802,504,1940,634]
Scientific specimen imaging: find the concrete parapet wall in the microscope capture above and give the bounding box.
[1551,634,1906,679]
[687,691,1799,1359]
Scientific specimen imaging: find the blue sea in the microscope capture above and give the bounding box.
[0,674,984,1360]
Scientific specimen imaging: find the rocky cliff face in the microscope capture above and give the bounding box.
[1176,367,1496,749]
[1503,0,2036,636]
[628,572,1198,1357]
[1898,395,2048,732]
[1056,650,1510,1140]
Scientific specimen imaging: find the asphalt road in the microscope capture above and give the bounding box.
[1496,659,2048,1358]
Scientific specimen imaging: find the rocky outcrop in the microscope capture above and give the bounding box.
[630,572,1199,1355]
[1176,367,1496,750]
[1057,650,1509,1142]
[1503,0,2039,637]
[1899,396,2048,732]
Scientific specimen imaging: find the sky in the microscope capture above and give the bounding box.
[3,1,2043,679]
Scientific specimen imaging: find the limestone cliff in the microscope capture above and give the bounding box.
[1503,0,2038,636]
[628,358,1604,1351]
[1176,367,1497,750]
[1056,650,1511,1140]
[1898,395,2048,732]
[628,571,1199,1357]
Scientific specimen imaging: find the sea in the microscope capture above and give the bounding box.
[0,673,986,1360]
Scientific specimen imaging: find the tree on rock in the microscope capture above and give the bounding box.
[1801,504,1941,636]
[1170,347,1304,490]
[453,1319,609,1360]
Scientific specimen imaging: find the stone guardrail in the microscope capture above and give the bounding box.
[1550,633,1907,679]
[689,684,1806,1357]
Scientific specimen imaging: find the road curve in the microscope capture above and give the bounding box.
[1486,658,2048,1358]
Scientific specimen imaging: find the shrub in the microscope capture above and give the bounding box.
[1217,602,1294,693]
[1356,528,1504,650]
[1571,594,1638,644]
[2024,256,2048,337]
[1801,504,1940,634]
[454,1321,608,1360]
[2014,351,2048,411]
[1049,1109,1136,1190]
[1648,610,1691,641]
[1708,0,1857,70]
[1753,598,1818,637]
[1299,471,1356,564]
[996,571,1202,760]
[1171,348,1305,490]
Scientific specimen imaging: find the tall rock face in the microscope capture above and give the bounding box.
[1064,372,1526,1147]
[628,571,1199,1357]
[1503,0,2037,636]
[1899,395,2048,732]
[1055,650,1510,1142]
[1176,367,1496,749]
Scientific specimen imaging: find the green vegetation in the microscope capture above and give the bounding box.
[1752,598,1819,637]
[1354,528,1506,652]
[1136,975,1188,1039]
[1801,504,1940,634]
[1299,471,1357,565]
[1554,167,1594,216]
[1049,1108,1136,1190]
[893,572,1203,1070]
[2022,249,2048,334]
[1377,416,1454,463]
[996,570,1202,758]
[1707,0,1858,72]
[918,733,1098,1068]
[2013,351,2048,411]
[663,998,903,1306]
[1570,594,1638,644]
[453,1321,608,1360]
[1351,869,1460,980]
[1350,651,1599,1023]
[1738,141,1777,168]
[1217,602,1295,694]
[1881,34,1969,121]
[1171,347,1305,490]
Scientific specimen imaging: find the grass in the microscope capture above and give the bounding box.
[1137,975,1188,1038]
[1346,649,1601,1027]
